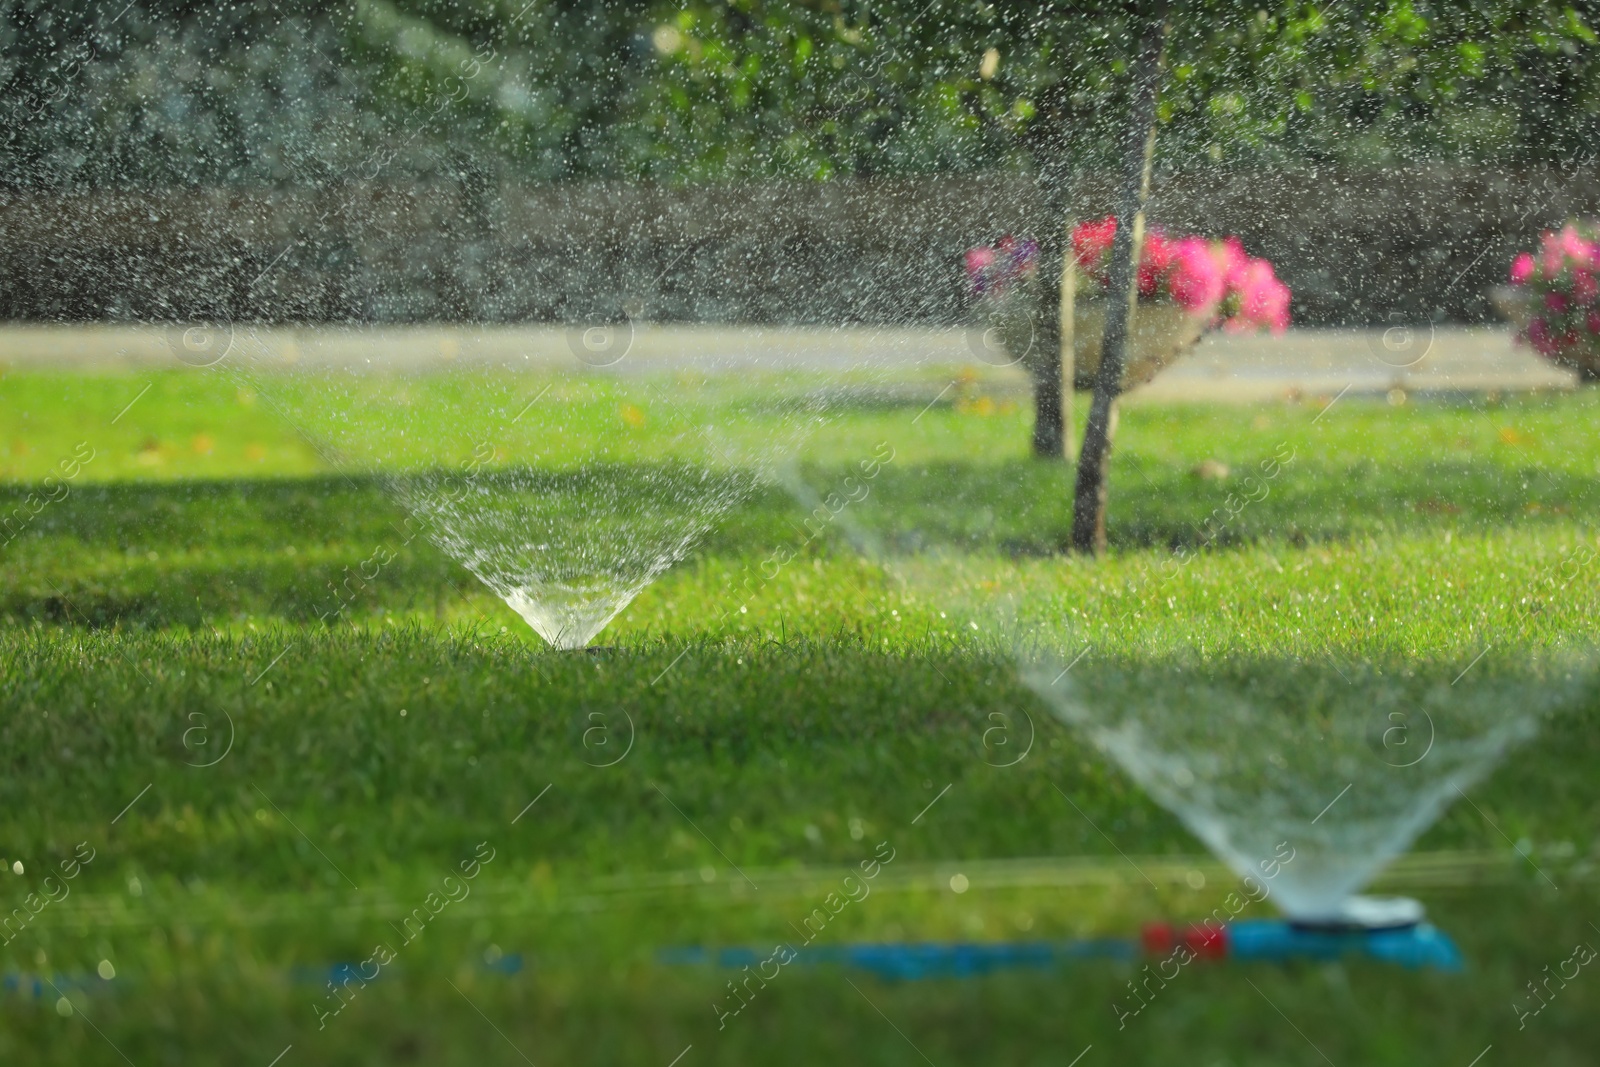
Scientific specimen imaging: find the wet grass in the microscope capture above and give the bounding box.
[2,366,1599,1065]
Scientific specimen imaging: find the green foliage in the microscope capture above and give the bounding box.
[1,0,1594,186]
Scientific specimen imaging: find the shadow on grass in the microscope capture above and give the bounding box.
[0,468,804,628]
[804,455,1599,555]
[3,451,1595,627]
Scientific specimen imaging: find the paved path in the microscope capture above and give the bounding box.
[1136,325,1574,402]
[0,322,1576,399]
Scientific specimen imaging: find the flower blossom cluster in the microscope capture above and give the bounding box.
[1072,216,1291,334]
[1509,222,1600,358]
[963,222,1289,333]
[964,234,1039,297]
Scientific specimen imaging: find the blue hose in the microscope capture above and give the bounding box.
[661,921,1464,979]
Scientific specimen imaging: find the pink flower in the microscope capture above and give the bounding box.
[1558,224,1595,265]
[966,235,1038,297]
[1136,264,1159,297]
[1054,221,1289,332]
[1072,217,1117,274]
[1508,221,1600,361]
[1540,230,1566,277]
[1137,230,1175,297]
[1143,230,1175,271]
[1216,236,1251,288]
[964,246,995,295]
[1168,237,1226,313]
[1258,278,1292,333]
[1230,259,1291,333]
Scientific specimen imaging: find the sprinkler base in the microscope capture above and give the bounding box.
[1229,918,1463,970]
[1286,895,1426,933]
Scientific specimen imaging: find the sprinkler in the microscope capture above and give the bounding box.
[1142,895,1463,971]
[665,899,1464,982]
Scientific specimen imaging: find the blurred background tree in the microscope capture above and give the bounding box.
[1,0,1594,189]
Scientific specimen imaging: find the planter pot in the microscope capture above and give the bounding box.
[1489,284,1600,382]
[1072,297,1208,391]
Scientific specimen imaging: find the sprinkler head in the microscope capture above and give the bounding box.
[1286,895,1426,933]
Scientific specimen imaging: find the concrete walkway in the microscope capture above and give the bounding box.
[1136,325,1575,402]
[0,322,1576,398]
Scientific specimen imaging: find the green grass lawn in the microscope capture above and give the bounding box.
[2,362,1599,1066]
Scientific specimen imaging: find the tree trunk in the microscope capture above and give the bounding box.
[1060,247,1076,461]
[1029,234,1065,458]
[1069,1,1168,553]
[1022,95,1074,461]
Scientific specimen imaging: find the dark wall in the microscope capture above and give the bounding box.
[2,167,1596,328]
